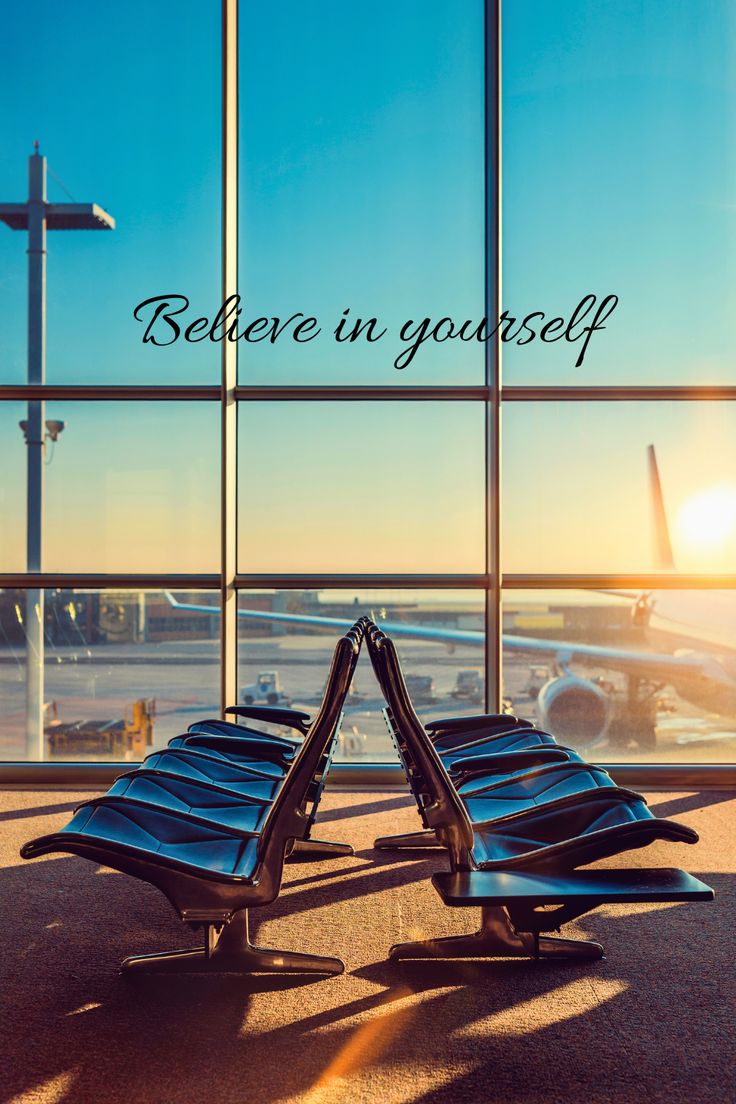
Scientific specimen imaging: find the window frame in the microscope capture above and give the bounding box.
[1,0,734,785]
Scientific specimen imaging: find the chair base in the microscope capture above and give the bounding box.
[374,829,442,850]
[121,909,345,976]
[289,837,355,858]
[389,906,604,962]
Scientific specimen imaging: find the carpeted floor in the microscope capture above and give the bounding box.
[1,788,734,1104]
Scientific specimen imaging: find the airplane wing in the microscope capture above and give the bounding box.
[501,633,708,682]
[164,592,365,634]
[163,593,709,681]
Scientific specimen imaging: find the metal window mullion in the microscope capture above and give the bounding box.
[485,0,502,713]
[502,574,736,590]
[233,386,490,401]
[5,572,733,592]
[220,0,238,717]
[502,386,736,401]
[0,574,220,589]
[0,386,221,401]
[4,384,736,403]
[234,574,491,590]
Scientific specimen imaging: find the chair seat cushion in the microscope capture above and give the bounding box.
[107,772,270,833]
[472,798,697,871]
[21,799,261,882]
[462,764,618,823]
[143,749,282,800]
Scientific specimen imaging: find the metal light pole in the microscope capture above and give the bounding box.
[0,144,114,758]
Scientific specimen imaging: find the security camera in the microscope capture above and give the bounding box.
[45,420,66,441]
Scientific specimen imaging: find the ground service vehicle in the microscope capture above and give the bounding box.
[240,671,291,706]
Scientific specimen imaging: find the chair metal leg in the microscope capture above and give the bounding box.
[389,906,604,962]
[289,837,355,858]
[121,909,345,976]
[373,829,443,850]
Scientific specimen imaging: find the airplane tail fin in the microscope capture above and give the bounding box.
[648,444,676,571]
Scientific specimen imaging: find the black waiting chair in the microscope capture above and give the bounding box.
[20,626,364,976]
[362,626,584,783]
[366,627,712,961]
[184,621,372,749]
[161,618,373,779]
[105,619,371,860]
[364,624,620,849]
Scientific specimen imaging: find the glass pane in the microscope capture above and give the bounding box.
[503,402,736,572]
[503,0,736,384]
[0,589,219,760]
[0,403,25,570]
[0,0,220,384]
[238,402,485,572]
[0,402,219,573]
[237,589,485,762]
[238,0,484,384]
[502,589,736,764]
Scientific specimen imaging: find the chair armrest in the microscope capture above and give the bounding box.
[225,705,311,734]
[426,713,515,734]
[450,747,571,782]
[189,719,298,750]
[177,734,292,767]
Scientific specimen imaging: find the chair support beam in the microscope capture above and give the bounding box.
[389,905,604,962]
[121,909,345,976]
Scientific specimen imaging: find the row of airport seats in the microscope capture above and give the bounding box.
[21,618,369,977]
[363,620,713,960]
[21,617,713,976]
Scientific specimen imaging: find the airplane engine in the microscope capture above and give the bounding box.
[537,675,612,745]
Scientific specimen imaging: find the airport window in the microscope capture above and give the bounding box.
[237,590,486,763]
[0,0,221,385]
[39,402,219,573]
[502,0,736,385]
[0,403,25,572]
[238,0,485,385]
[503,403,736,573]
[0,589,220,761]
[502,590,736,765]
[237,403,486,573]
[1,0,735,774]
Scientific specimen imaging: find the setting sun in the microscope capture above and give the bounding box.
[675,484,736,555]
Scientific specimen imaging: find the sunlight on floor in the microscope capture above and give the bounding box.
[455,976,629,1037]
[7,1072,76,1104]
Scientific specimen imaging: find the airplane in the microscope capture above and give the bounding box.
[165,447,736,750]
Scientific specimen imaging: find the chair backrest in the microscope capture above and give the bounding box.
[254,620,365,892]
[366,623,475,868]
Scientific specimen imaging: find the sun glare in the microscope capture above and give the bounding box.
[676,484,736,556]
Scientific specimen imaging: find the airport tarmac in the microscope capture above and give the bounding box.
[1,632,735,763]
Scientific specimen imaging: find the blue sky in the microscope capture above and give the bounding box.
[0,0,221,386]
[3,0,732,387]
[503,0,736,385]
[1,1,735,573]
